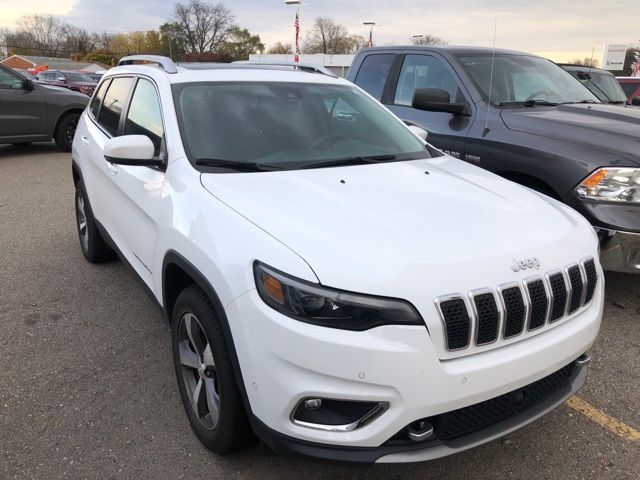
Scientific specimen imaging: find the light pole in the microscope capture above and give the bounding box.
[285,0,302,62]
[363,21,376,47]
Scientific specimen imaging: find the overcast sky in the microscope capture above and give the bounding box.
[1,0,638,62]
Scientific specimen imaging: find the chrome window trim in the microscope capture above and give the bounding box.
[545,269,569,323]
[496,282,527,340]
[522,276,551,331]
[434,293,472,351]
[468,288,501,346]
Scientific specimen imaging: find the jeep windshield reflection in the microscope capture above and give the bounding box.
[456,54,600,106]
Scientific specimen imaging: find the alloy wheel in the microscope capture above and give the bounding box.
[76,193,89,252]
[178,312,221,430]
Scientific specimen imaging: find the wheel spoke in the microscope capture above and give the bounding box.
[179,341,201,369]
[192,377,203,414]
[202,342,214,367]
[204,377,220,426]
[184,314,203,358]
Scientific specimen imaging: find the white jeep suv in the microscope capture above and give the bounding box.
[72,55,603,463]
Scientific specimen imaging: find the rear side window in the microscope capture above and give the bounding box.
[620,82,639,97]
[97,77,134,136]
[353,54,394,100]
[89,79,110,119]
[124,78,164,156]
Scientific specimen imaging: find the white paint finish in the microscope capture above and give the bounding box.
[103,135,155,162]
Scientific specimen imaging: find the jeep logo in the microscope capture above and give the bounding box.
[511,257,541,272]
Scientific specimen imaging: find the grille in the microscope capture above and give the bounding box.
[435,257,596,352]
[526,279,548,330]
[472,293,499,345]
[438,298,470,350]
[583,259,598,304]
[548,272,568,322]
[501,286,525,338]
[567,265,583,314]
[433,362,575,441]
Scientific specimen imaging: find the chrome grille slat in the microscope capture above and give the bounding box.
[435,257,596,353]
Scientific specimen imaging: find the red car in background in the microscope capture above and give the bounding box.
[38,70,96,96]
[617,77,640,105]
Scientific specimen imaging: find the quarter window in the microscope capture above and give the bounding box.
[97,77,134,136]
[353,54,394,100]
[89,79,110,119]
[124,79,164,156]
[394,55,462,106]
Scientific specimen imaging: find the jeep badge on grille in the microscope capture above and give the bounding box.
[511,257,541,272]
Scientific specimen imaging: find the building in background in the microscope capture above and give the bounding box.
[248,53,354,77]
[0,55,106,73]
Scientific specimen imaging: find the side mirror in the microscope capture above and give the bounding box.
[632,97,640,106]
[412,88,468,115]
[23,79,35,90]
[406,124,429,141]
[104,135,159,166]
[57,77,66,82]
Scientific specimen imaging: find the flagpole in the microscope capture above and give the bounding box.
[285,1,302,63]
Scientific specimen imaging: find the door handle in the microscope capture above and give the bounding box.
[80,135,90,145]
[104,161,119,175]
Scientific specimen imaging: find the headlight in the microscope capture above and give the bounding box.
[575,168,640,203]
[254,262,424,331]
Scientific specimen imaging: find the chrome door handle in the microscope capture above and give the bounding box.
[80,135,90,145]
[104,161,119,175]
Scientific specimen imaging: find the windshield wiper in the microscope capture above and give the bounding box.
[498,100,559,107]
[195,158,285,172]
[561,99,599,105]
[300,154,398,170]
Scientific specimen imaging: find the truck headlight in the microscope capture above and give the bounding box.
[575,168,640,203]
[254,262,423,331]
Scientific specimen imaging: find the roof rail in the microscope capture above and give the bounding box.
[117,55,178,74]
[232,60,338,78]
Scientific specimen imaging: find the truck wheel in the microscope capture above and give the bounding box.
[171,285,254,454]
[54,113,80,152]
[75,181,114,263]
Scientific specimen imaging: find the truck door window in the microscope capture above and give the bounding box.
[353,54,394,100]
[394,55,462,106]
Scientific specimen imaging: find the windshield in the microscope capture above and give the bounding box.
[456,54,600,106]
[64,72,94,83]
[173,82,428,170]
[567,70,628,103]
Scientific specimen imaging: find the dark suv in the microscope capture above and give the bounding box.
[39,70,96,96]
[347,46,640,274]
[560,64,633,105]
[0,64,89,151]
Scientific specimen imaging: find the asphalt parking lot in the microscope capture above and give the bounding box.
[0,143,638,479]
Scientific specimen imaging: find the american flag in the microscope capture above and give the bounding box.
[368,28,373,47]
[294,9,300,62]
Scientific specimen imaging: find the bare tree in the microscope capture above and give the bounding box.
[303,17,361,54]
[15,14,66,56]
[569,57,599,68]
[410,34,447,46]
[267,42,292,54]
[172,0,235,53]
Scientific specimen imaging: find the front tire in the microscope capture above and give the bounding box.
[171,285,254,454]
[75,181,114,263]
[54,112,80,152]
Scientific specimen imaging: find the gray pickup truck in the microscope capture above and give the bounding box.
[0,63,88,151]
[347,46,640,273]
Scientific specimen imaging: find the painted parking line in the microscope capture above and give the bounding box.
[566,395,640,441]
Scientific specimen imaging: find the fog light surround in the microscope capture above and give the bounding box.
[291,397,389,432]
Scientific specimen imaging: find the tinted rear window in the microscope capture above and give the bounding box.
[620,82,639,97]
[353,54,394,100]
[98,77,134,136]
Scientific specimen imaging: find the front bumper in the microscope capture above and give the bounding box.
[598,230,640,274]
[225,285,602,459]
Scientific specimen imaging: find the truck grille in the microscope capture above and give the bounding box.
[435,257,597,352]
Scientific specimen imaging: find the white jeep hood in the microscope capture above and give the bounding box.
[200,156,597,298]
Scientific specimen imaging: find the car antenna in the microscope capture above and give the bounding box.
[483,18,497,138]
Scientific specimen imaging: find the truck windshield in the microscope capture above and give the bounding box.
[173,82,428,170]
[456,54,600,106]
[568,71,628,103]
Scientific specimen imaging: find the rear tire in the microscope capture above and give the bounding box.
[171,285,254,454]
[54,112,80,152]
[75,181,114,263]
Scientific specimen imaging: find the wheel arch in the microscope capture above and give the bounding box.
[53,107,85,137]
[162,250,253,414]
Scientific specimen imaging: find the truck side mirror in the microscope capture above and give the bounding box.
[412,88,468,115]
[632,97,640,106]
